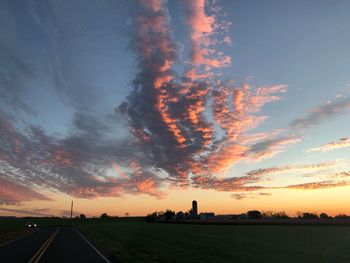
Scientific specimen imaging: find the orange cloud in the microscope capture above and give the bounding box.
[183,0,231,80]
[307,137,350,153]
[136,0,186,147]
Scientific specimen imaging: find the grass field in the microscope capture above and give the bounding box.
[2,217,350,262]
[77,219,350,263]
[0,217,70,244]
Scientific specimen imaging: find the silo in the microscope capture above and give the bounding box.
[192,200,198,216]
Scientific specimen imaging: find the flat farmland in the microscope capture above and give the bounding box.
[0,217,70,244]
[77,219,350,263]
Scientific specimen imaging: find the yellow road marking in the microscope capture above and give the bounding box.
[28,228,59,263]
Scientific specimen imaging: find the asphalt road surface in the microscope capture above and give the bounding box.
[0,226,110,263]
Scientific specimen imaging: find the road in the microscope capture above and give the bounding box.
[0,226,110,263]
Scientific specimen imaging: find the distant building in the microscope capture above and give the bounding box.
[215,214,236,220]
[236,214,248,220]
[199,212,215,220]
[192,200,198,216]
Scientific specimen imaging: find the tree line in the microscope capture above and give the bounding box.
[145,209,350,222]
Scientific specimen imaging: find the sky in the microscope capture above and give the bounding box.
[1,0,350,217]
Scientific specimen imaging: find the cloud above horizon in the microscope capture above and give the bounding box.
[1,0,350,207]
[307,137,350,153]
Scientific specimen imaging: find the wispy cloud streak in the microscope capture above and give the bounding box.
[285,181,350,190]
[0,177,51,205]
[291,98,350,130]
[307,137,350,153]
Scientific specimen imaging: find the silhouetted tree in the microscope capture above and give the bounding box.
[319,213,329,219]
[273,211,289,218]
[335,214,349,219]
[262,211,273,218]
[176,211,185,219]
[164,209,175,219]
[145,212,158,222]
[247,210,262,219]
[302,212,318,219]
[80,214,86,219]
[100,213,109,219]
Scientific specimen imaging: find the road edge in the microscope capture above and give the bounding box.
[74,227,112,263]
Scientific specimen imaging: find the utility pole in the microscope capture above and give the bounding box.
[70,201,73,224]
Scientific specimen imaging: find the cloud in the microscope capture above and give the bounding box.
[0,0,130,116]
[0,207,51,217]
[290,98,350,130]
[192,159,350,196]
[0,1,293,203]
[0,177,51,205]
[246,160,346,177]
[285,181,350,190]
[0,111,166,202]
[243,95,350,164]
[0,206,83,217]
[192,174,265,192]
[231,192,271,200]
[3,0,350,205]
[307,137,350,153]
[246,135,301,162]
[183,0,231,80]
[118,0,288,188]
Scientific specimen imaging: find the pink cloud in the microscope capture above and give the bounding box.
[0,178,52,205]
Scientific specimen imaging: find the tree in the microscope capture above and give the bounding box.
[100,213,109,219]
[145,212,158,223]
[80,214,86,219]
[164,209,175,219]
[176,211,185,219]
[319,213,329,219]
[335,214,349,219]
[302,212,318,219]
[273,211,289,219]
[184,212,189,218]
[247,210,262,219]
[262,211,273,218]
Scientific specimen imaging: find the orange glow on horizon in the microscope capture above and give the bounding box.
[3,186,350,218]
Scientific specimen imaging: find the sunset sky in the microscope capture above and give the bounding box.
[1,0,350,217]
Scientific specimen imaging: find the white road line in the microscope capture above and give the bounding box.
[0,228,38,247]
[74,228,110,263]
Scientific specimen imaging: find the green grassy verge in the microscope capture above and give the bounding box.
[77,219,350,263]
